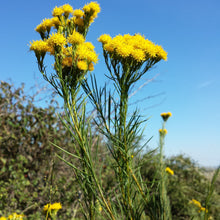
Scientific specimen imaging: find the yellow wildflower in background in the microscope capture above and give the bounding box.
[159,128,168,135]
[160,112,172,121]
[189,199,208,213]
[8,213,24,220]
[0,217,7,220]
[47,33,67,48]
[165,167,174,175]
[68,31,85,45]
[52,6,64,17]
[43,202,62,212]
[190,199,202,208]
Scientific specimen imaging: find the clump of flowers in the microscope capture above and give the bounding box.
[99,33,167,62]
[7,213,24,220]
[189,199,208,213]
[160,112,172,121]
[30,2,100,90]
[165,167,174,175]
[159,128,168,135]
[43,203,62,219]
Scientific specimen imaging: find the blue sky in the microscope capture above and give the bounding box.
[1,0,220,167]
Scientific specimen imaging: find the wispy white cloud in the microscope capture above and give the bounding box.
[197,80,214,89]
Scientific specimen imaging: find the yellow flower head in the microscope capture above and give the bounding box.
[189,199,202,208]
[62,4,74,16]
[76,43,98,63]
[160,112,172,121]
[52,6,64,17]
[200,207,208,213]
[0,217,7,220]
[62,57,73,67]
[73,17,84,26]
[159,128,168,135]
[88,63,94,71]
[43,202,62,212]
[165,167,174,175]
[68,31,85,45]
[77,60,88,71]
[73,9,84,17]
[29,40,49,53]
[47,33,67,48]
[99,33,167,62]
[8,213,24,220]
[35,18,54,33]
[98,34,112,44]
[51,17,61,29]
[83,2,101,15]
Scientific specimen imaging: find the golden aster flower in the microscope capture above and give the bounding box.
[165,167,174,175]
[160,112,172,121]
[73,9,84,17]
[77,60,88,71]
[52,6,64,17]
[83,2,101,15]
[84,42,95,51]
[73,17,84,26]
[62,4,74,16]
[68,31,85,45]
[47,33,67,48]
[76,43,98,63]
[29,40,49,53]
[130,49,146,62]
[159,128,168,135]
[51,17,61,28]
[155,45,168,61]
[62,57,72,67]
[98,34,112,44]
[88,63,94,71]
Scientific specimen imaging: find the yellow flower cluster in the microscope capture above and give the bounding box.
[29,40,49,53]
[35,17,60,33]
[52,4,73,17]
[7,213,24,220]
[189,199,208,213]
[160,112,172,121]
[159,128,168,135]
[43,202,62,212]
[76,43,98,64]
[165,167,174,175]
[98,33,167,62]
[73,9,84,17]
[83,2,101,19]
[0,217,6,220]
[47,33,67,48]
[68,31,85,45]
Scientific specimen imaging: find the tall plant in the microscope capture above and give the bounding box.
[30,2,169,219]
